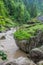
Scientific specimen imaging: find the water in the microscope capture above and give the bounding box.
[0,28,27,60]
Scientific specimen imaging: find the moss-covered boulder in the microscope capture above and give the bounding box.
[14,24,43,53]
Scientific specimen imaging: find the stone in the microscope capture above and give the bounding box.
[0,33,6,40]
[0,36,6,40]
[16,40,29,53]
[30,46,43,63]
[3,57,36,65]
[16,30,43,53]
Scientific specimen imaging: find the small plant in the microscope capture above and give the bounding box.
[1,54,7,60]
[0,51,7,60]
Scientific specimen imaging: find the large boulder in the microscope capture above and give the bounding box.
[16,30,43,53]
[30,46,43,63]
[3,57,36,65]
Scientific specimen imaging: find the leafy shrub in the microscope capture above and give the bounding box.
[1,54,7,60]
[0,51,7,60]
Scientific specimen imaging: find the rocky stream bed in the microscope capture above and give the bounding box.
[0,28,43,65]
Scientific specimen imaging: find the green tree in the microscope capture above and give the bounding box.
[13,2,30,23]
[29,3,37,18]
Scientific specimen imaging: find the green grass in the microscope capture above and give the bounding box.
[14,29,32,40]
[14,23,43,40]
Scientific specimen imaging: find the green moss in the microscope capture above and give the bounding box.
[14,23,43,40]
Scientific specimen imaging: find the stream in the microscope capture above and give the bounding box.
[0,28,27,60]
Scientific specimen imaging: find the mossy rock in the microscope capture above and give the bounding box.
[14,24,43,53]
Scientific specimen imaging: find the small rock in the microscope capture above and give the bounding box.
[0,36,6,40]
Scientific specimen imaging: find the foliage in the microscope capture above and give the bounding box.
[29,5,37,18]
[22,0,43,16]
[14,29,32,40]
[0,50,7,60]
[0,16,15,32]
[0,0,43,32]
[14,23,43,40]
[0,0,31,32]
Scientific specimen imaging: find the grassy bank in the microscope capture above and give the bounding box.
[14,23,43,40]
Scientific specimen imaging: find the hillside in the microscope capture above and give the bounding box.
[0,0,43,18]
[16,0,43,15]
[0,0,43,32]
[15,0,43,15]
[0,0,29,32]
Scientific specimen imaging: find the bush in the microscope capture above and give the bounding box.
[0,51,7,60]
